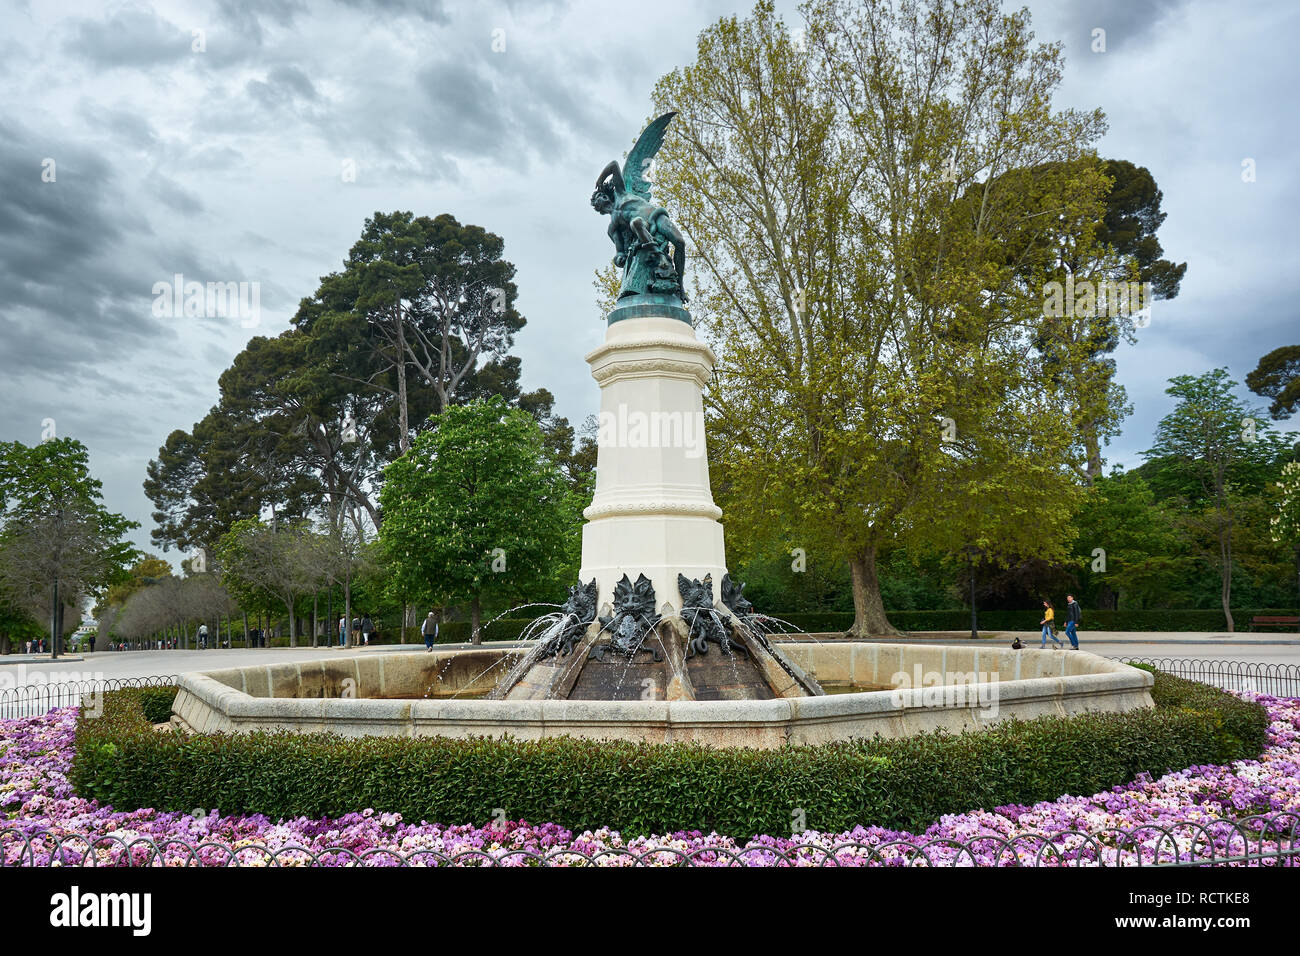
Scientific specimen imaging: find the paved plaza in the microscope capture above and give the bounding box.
[2,631,1297,688]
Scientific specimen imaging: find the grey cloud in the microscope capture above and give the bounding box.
[151,174,206,215]
[1049,0,1192,61]
[64,5,194,70]
[211,0,307,48]
[334,0,452,22]
[0,119,168,376]
[76,101,160,150]
[183,144,246,171]
[246,64,321,112]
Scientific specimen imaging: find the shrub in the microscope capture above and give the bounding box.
[137,687,179,725]
[70,674,1268,838]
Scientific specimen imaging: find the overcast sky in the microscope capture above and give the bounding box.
[2,0,1296,564]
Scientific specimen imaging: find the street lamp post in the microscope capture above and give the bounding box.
[50,575,59,660]
[964,545,979,641]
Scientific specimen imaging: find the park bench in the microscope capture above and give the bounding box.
[1249,615,1300,631]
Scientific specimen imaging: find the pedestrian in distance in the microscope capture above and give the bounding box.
[361,614,373,646]
[1039,599,1063,649]
[338,616,347,647]
[1064,593,1081,650]
[88,634,96,653]
[422,612,439,651]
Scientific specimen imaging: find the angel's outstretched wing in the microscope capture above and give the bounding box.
[623,111,677,200]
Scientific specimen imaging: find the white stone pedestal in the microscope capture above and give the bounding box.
[578,312,729,613]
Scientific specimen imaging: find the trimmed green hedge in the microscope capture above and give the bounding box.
[137,687,180,725]
[69,673,1268,837]
[778,608,1299,633]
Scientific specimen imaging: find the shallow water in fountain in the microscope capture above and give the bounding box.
[819,681,897,694]
[373,687,492,700]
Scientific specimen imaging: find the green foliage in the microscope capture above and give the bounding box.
[0,438,139,631]
[72,674,1266,838]
[1246,344,1300,422]
[1270,462,1300,547]
[217,518,321,633]
[1138,369,1298,627]
[1069,472,1191,608]
[378,397,582,621]
[1095,158,1187,301]
[137,687,181,725]
[655,0,1114,635]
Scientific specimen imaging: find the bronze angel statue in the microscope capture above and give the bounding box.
[592,111,688,304]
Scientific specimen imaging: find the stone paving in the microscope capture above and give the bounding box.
[1,631,1297,687]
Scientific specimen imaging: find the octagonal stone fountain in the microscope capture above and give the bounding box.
[171,641,1153,748]
[172,112,1155,748]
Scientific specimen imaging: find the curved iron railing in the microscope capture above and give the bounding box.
[0,675,179,720]
[1114,657,1300,697]
[1,815,1296,867]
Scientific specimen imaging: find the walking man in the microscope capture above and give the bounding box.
[1039,599,1063,649]
[361,614,373,646]
[1064,593,1081,650]
[338,616,347,647]
[422,612,439,651]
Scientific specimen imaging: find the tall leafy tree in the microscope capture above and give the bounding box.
[294,211,526,453]
[1247,345,1300,421]
[1142,369,1294,629]
[1057,158,1187,480]
[651,0,1114,635]
[379,397,581,642]
[0,439,138,654]
[95,554,172,618]
[217,518,323,647]
[1071,472,1189,609]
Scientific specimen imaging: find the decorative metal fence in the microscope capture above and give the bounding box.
[2,668,1298,867]
[2,816,1297,867]
[0,675,179,720]
[1114,657,1300,698]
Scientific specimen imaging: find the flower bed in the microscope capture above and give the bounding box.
[2,692,1297,866]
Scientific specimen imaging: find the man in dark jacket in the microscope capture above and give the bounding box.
[1064,594,1081,649]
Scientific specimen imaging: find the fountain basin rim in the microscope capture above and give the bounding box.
[170,645,1154,748]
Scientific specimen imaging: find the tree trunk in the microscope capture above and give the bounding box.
[288,598,297,648]
[242,611,249,648]
[471,595,482,645]
[1083,424,1103,484]
[848,546,901,638]
[49,578,59,659]
[311,592,319,648]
